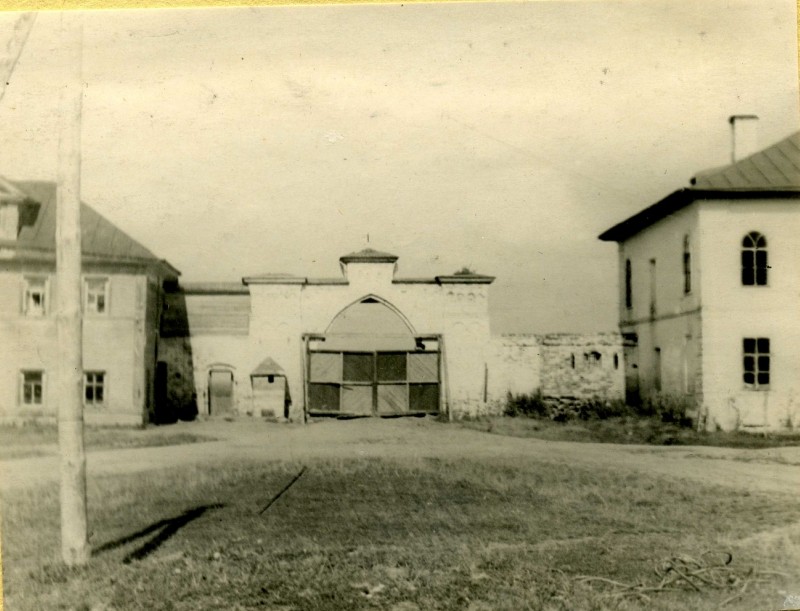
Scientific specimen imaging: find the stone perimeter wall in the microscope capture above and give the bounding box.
[537,333,625,402]
[482,332,625,416]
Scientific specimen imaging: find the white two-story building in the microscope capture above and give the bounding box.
[600,122,800,431]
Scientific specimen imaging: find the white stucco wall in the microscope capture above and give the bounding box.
[246,261,493,419]
[617,203,703,404]
[615,196,800,430]
[0,270,151,425]
[698,198,800,430]
[487,335,541,409]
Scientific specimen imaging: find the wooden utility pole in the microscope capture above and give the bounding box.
[0,12,36,104]
[56,13,89,567]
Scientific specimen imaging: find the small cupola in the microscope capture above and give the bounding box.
[339,248,399,285]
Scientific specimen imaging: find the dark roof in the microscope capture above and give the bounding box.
[0,176,26,202]
[339,248,398,264]
[691,131,800,189]
[251,357,285,377]
[599,131,800,242]
[1,179,179,276]
[181,282,249,295]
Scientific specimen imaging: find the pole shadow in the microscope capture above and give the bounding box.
[93,503,224,563]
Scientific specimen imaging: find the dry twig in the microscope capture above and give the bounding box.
[574,550,782,606]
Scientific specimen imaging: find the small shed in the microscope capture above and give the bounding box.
[250,357,289,419]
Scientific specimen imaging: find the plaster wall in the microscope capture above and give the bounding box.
[698,199,800,430]
[247,267,492,419]
[617,203,703,405]
[0,270,149,425]
[486,335,541,410]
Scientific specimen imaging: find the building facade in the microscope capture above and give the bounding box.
[1,179,626,426]
[0,178,179,426]
[161,249,625,421]
[161,249,497,420]
[600,128,800,431]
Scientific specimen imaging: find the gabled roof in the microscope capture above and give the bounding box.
[0,176,26,202]
[599,130,800,243]
[1,179,179,276]
[250,357,285,377]
[339,248,398,264]
[691,131,800,189]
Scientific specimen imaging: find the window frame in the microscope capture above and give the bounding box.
[584,351,602,367]
[23,275,48,317]
[83,276,110,316]
[84,371,106,406]
[624,258,632,310]
[741,231,768,287]
[20,370,45,406]
[682,234,691,295]
[743,337,770,390]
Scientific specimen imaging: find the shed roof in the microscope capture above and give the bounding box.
[250,357,285,377]
[181,282,249,295]
[599,131,800,242]
[0,179,179,276]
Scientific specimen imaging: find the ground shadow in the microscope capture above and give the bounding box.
[93,503,224,563]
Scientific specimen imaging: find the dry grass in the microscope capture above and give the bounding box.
[465,416,800,448]
[3,456,798,610]
[0,424,215,460]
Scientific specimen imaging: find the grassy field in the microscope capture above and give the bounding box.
[0,425,215,460]
[3,456,797,610]
[462,416,800,449]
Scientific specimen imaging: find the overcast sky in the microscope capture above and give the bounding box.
[1,1,798,333]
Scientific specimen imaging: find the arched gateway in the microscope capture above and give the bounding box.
[305,295,441,417]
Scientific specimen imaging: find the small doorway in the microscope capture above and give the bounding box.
[623,334,640,406]
[208,369,234,415]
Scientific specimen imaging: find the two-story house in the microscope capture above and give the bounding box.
[0,177,180,426]
[599,125,800,431]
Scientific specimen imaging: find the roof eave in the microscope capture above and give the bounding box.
[242,276,307,285]
[339,256,398,264]
[598,188,800,242]
[435,275,495,285]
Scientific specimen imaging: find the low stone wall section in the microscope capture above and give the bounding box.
[537,332,625,401]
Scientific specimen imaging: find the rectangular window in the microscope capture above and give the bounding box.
[683,235,691,295]
[743,338,770,389]
[84,278,108,315]
[84,371,106,405]
[624,259,632,309]
[23,276,47,316]
[21,371,44,405]
[649,259,657,317]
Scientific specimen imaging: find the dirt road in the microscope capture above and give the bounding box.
[1,418,798,497]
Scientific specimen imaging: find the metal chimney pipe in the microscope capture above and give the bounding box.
[728,114,759,163]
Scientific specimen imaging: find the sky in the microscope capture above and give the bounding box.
[1,0,798,334]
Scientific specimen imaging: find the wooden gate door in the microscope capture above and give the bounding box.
[209,370,234,415]
[307,349,440,417]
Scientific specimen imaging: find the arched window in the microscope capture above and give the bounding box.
[741,232,767,286]
[682,235,691,294]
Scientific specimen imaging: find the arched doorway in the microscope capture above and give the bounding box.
[208,367,235,415]
[306,296,440,417]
